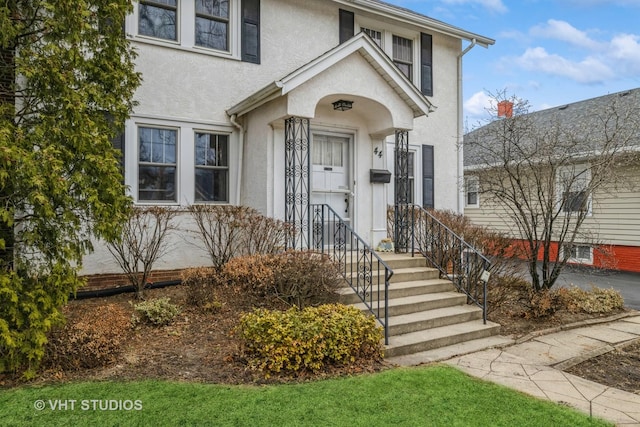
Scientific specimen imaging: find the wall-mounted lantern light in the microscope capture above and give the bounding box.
[332,99,353,111]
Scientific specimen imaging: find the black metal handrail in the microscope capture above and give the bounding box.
[404,204,491,323]
[310,204,393,344]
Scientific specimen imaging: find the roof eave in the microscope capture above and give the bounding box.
[333,0,495,47]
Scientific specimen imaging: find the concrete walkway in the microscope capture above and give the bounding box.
[389,312,640,426]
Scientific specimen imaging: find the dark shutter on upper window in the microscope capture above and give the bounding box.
[420,33,433,97]
[422,145,434,208]
[242,0,260,63]
[339,9,354,44]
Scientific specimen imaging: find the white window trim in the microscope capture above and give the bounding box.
[563,244,593,265]
[127,117,235,206]
[194,131,231,204]
[356,18,419,84]
[556,164,592,216]
[465,175,480,208]
[136,124,180,205]
[127,0,241,60]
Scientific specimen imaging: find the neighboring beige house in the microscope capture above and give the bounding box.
[82,0,494,276]
[464,88,640,273]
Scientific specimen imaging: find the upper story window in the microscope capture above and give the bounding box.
[557,164,591,215]
[139,0,178,41]
[361,27,382,47]
[465,176,479,207]
[392,35,413,81]
[133,0,260,63]
[196,0,230,51]
[354,18,432,95]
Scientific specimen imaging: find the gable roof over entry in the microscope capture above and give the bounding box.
[227,32,436,119]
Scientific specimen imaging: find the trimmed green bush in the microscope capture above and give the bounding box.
[133,297,180,326]
[236,304,383,376]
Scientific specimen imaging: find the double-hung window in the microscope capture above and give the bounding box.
[139,0,178,41]
[465,176,479,207]
[138,127,177,202]
[195,0,230,51]
[558,164,591,214]
[135,1,260,63]
[195,132,229,202]
[393,35,413,81]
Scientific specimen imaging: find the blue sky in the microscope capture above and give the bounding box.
[385,0,640,127]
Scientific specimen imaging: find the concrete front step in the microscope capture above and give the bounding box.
[354,292,467,317]
[338,251,502,361]
[386,335,515,366]
[388,305,484,336]
[338,278,455,304]
[346,266,439,284]
[343,253,429,271]
[384,320,502,358]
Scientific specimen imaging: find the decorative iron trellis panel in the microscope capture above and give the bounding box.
[284,117,311,249]
[394,130,410,252]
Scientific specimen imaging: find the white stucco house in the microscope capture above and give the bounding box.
[82,0,494,277]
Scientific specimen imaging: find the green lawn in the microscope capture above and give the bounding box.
[0,365,611,427]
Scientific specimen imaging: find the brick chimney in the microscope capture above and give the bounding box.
[497,100,513,118]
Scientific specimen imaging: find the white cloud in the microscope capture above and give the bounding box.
[441,0,507,14]
[608,33,640,73]
[530,20,604,50]
[464,91,492,116]
[515,47,614,84]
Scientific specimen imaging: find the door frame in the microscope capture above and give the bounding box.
[310,129,355,228]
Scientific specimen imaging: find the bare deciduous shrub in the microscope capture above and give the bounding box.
[486,274,530,315]
[188,205,251,269]
[45,304,131,370]
[243,213,290,256]
[188,205,289,269]
[221,251,342,308]
[182,267,223,310]
[106,206,178,298]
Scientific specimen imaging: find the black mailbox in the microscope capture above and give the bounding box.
[370,169,392,183]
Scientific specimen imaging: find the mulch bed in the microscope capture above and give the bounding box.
[0,283,637,394]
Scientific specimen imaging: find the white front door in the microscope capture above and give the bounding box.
[311,133,351,222]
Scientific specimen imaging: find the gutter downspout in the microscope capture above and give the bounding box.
[457,38,476,214]
[230,114,244,205]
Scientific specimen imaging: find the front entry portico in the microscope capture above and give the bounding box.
[227,32,435,250]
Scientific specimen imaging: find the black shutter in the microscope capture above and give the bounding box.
[242,0,260,63]
[420,33,433,97]
[339,9,354,44]
[422,145,434,208]
[111,131,125,183]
